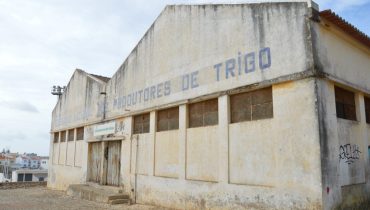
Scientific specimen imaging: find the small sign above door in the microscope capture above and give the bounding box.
[94,122,116,136]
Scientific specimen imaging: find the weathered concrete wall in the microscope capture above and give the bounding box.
[132,78,322,209]
[312,12,370,208]
[155,130,179,178]
[66,141,75,166]
[59,142,66,165]
[104,2,314,120]
[316,79,370,210]
[312,18,370,93]
[74,141,83,167]
[51,69,106,131]
[48,136,89,190]
[52,143,59,165]
[186,126,219,182]
[48,164,85,190]
[337,119,366,186]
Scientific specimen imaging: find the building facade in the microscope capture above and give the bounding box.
[12,169,48,182]
[48,1,370,209]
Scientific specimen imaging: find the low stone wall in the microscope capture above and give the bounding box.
[0,181,47,190]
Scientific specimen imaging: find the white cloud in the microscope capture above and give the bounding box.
[0,100,39,113]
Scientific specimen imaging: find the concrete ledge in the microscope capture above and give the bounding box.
[66,184,130,204]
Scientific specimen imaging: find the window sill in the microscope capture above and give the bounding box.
[337,117,360,125]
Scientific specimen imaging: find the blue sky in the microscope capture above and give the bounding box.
[0,0,369,156]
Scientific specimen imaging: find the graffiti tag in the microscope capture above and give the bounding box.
[339,144,361,164]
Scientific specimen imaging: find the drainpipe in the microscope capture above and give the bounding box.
[100,88,107,121]
[134,135,139,203]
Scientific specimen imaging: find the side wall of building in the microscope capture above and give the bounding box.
[49,2,327,209]
[48,70,105,189]
[313,20,370,210]
[121,78,322,209]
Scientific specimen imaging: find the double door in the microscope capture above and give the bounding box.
[88,141,121,186]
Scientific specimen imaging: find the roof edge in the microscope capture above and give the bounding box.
[320,10,370,49]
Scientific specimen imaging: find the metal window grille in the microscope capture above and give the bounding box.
[53,132,59,143]
[133,113,150,134]
[365,97,370,124]
[189,98,218,128]
[76,127,84,140]
[157,107,179,132]
[335,86,357,121]
[230,87,273,123]
[60,131,66,142]
[68,129,74,141]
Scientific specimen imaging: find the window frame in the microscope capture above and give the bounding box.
[53,132,59,143]
[230,87,273,124]
[364,96,370,124]
[76,127,84,141]
[133,113,150,134]
[60,131,66,142]
[67,129,74,142]
[334,86,357,121]
[188,98,218,128]
[157,107,179,132]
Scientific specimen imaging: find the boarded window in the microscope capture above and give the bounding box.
[189,98,218,128]
[365,97,370,124]
[133,113,150,134]
[68,129,74,141]
[53,132,59,143]
[157,107,179,132]
[335,86,356,121]
[230,87,273,123]
[76,127,84,140]
[60,131,66,142]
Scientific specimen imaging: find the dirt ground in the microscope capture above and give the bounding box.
[0,187,168,210]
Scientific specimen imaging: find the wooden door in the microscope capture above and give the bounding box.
[106,141,121,186]
[88,142,102,183]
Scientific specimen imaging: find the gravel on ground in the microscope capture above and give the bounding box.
[0,187,168,210]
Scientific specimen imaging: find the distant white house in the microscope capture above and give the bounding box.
[40,157,49,170]
[12,169,48,182]
[15,155,41,169]
[15,156,29,168]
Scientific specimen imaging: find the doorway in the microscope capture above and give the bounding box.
[87,141,121,186]
[88,142,102,183]
[105,141,121,186]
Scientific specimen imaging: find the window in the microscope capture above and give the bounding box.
[53,132,59,143]
[230,87,273,123]
[189,98,218,128]
[68,129,74,141]
[60,131,66,142]
[157,107,179,132]
[365,97,370,124]
[335,86,356,121]
[76,127,84,140]
[133,113,150,134]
